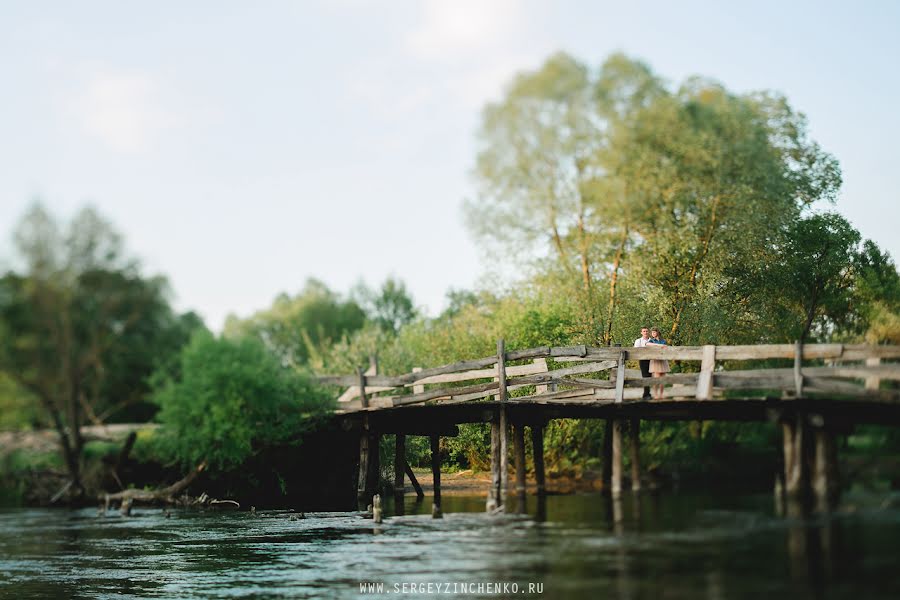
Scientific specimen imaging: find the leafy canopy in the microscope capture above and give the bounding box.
[152,333,333,471]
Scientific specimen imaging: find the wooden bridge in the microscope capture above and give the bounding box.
[317,341,900,516]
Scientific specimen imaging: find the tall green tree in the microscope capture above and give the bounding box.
[0,203,203,497]
[223,279,366,367]
[152,333,332,471]
[468,52,842,345]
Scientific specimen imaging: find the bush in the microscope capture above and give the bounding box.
[151,333,333,471]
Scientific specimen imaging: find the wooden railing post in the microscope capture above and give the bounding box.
[498,339,509,507]
[865,356,881,390]
[614,351,626,403]
[357,367,369,409]
[696,345,716,400]
[794,340,804,398]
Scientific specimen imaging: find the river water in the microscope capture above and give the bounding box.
[2,490,899,599]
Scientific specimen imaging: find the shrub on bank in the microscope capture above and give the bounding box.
[151,333,334,472]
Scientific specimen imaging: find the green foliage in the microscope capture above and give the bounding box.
[353,277,417,335]
[0,374,43,430]
[224,278,366,367]
[0,203,205,493]
[152,333,334,471]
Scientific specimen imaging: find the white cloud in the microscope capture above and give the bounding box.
[77,72,174,152]
[405,0,523,61]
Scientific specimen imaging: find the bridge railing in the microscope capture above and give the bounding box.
[316,343,900,412]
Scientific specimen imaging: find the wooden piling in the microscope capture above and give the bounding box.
[403,459,424,499]
[532,422,546,495]
[813,426,839,510]
[357,425,370,507]
[366,431,381,501]
[498,339,509,505]
[430,434,442,518]
[611,419,623,496]
[783,416,809,497]
[489,414,501,510]
[513,423,526,510]
[394,434,405,497]
[630,418,641,491]
[602,420,613,488]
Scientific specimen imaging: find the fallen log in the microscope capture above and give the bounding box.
[102,461,208,509]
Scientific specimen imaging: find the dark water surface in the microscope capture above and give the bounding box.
[2,491,900,599]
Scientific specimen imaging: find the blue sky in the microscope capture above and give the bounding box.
[2,1,898,330]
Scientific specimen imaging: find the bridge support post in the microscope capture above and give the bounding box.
[782,416,809,499]
[430,434,442,518]
[532,421,545,496]
[630,418,641,492]
[513,422,527,513]
[602,420,613,489]
[394,434,406,507]
[357,422,380,510]
[611,419,623,496]
[488,414,501,511]
[812,418,840,512]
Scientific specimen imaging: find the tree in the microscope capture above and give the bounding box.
[467,52,842,345]
[725,213,898,342]
[0,203,203,498]
[353,276,417,335]
[223,279,366,367]
[151,333,333,471]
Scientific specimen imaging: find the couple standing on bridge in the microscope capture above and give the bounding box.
[634,326,670,400]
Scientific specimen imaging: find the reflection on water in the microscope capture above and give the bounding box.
[2,491,900,599]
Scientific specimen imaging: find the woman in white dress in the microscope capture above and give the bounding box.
[647,328,669,399]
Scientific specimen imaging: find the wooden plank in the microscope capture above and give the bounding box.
[794,341,804,398]
[842,344,900,360]
[409,360,548,386]
[614,352,626,403]
[551,345,588,357]
[506,346,551,361]
[625,373,699,387]
[696,345,716,400]
[514,374,613,389]
[391,380,500,406]
[805,377,867,395]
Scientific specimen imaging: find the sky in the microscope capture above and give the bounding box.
[2,0,898,331]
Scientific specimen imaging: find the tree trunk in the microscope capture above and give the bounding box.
[605,227,628,345]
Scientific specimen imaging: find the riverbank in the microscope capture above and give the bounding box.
[4,425,900,508]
